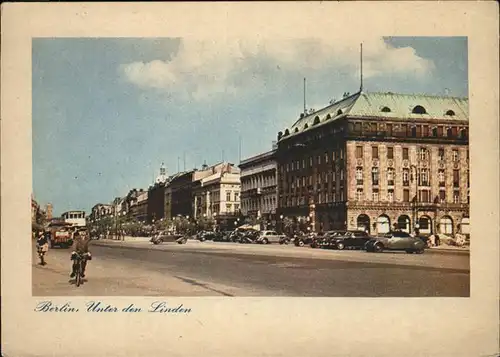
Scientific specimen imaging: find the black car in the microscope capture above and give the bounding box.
[314,231,347,249]
[294,232,316,247]
[327,230,372,250]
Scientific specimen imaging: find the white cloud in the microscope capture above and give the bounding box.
[120,36,435,101]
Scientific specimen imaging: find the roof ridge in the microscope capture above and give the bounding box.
[365,91,468,101]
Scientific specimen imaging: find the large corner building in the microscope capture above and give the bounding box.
[276,91,469,237]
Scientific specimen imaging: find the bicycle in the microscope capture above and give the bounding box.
[71,252,89,287]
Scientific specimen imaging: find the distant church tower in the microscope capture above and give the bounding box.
[45,203,53,220]
[155,162,168,184]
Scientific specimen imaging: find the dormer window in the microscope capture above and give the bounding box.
[304,123,309,130]
[326,114,331,120]
[445,110,455,116]
[283,129,290,136]
[381,106,391,113]
[313,116,320,125]
[412,105,427,114]
[294,127,299,133]
[337,109,343,116]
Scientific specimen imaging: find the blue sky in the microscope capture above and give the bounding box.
[32,37,468,216]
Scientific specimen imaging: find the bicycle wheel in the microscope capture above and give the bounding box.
[75,261,82,287]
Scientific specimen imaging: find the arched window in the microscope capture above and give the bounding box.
[445,110,455,116]
[432,127,438,137]
[357,214,370,233]
[439,216,453,235]
[326,114,331,120]
[283,129,290,136]
[313,116,320,125]
[337,109,343,116]
[418,216,432,234]
[294,127,299,133]
[376,215,391,234]
[411,126,417,137]
[397,215,411,233]
[412,105,427,114]
[459,128,468,139]
[304,123,309,130]
[381,106,391,113]
[460,217,470,235]
[447,127,453,137]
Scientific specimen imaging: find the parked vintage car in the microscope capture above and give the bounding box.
[365,231,426,253]
[196,231,216,241]
[238,229,260,244]
[256,230,288,244]
[312,231,345,249]
[150,231,187,245]
[294,232,316,247]
[324,230,372,250]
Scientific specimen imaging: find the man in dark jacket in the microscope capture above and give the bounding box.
[70,230,92,278]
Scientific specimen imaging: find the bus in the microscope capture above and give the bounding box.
[61,210,86,228]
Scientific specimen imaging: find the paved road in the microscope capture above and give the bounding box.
[33,240,469,297]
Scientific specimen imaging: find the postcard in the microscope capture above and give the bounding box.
[1,2,499,357]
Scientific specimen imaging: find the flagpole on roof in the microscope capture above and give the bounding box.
[360,43,364,93]
[303,77,307,115]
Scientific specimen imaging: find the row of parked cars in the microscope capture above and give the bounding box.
[301,230,427,254]
[150,228,427,254]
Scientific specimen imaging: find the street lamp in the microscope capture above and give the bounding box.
[410,164,418,234]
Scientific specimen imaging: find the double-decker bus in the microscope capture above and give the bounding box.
[61,210,86,228]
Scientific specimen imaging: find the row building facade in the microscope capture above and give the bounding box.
[276,91,469,237]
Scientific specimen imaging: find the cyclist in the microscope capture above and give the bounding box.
[70,230,92,278]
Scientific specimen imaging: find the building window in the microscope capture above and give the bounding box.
[438,169,445,187]
[438,148,445,160]
[286,164,290,172]
[387,123,393,136]
[234,192,239,201]
[412,105,427,114]
[403,168,410,186]
[317,155,321,165]
[372,146,379,159]
[356,167,363,185]
[439,190,446,203]
[387,168,395,186]
[419,190,430,203]
[447,128,453,138]
[403,189,410,202]
[418,147,428,161]
[423,126,429,137]
[453,170,460,187]
[432,127,438,137]
[356,188,363,201]
[356,146,363,158]
[388,189,394,202]
[372,167,379,186]
[340,169,344,181]
[309,157,313,167]
[226,204,232,211]
[372,189,379,202]
[324,153,329,163]
[419,168,429,186]
[410,126,417,137]
[302,159,305,169]
[387,147,394,159]
[234,204,240,212]
[403,148,409,160]
[226,192,231,201]
[452,149,460,162]
[453,190,460,203]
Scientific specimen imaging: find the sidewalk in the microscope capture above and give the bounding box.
[428,245,469,254]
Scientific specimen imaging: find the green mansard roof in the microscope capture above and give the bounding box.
[280,91,469,140]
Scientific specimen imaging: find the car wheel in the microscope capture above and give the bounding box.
[416,248,424,254]
[336,242,345,250]
[374,243,384,253]
[298,240,305,247]
[262,238,269,244]
[405,249,414,254]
